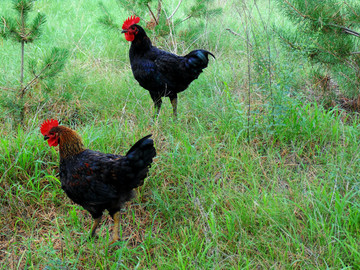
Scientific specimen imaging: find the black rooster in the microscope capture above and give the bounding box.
[121,16,215,117]
[40,119,156,244]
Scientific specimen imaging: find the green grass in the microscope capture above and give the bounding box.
[1,0,360,269]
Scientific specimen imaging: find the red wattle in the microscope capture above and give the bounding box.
[125,33,135,42]
[48,137,59,147]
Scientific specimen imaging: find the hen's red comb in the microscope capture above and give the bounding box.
[122,15,140,30]
[40,119,59,135]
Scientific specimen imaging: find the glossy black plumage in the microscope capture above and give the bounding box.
[59,135,156,220]
[42,122,156,243]
[125,24,215,117]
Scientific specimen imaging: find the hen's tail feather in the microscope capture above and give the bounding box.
[126,134,152,156]
[185,49,215,75]
[122,134,156,189]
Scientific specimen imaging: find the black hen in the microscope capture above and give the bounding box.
[122,16,215,117]
[40,119,156,244]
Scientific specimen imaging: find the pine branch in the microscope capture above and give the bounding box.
[20,47,68,97]
[20,62,51,98]
[313,39,360,73]
[283,0,311,19]
[275,30,302,50]
[147,2,158,24]
[167,0,182,20]
[344,1,360,19]
[283,0,360,37]
[328,24,360,38]
[1,17,18,40]
[28,13,46,42]
[180,15,191,23]
[13,0,33,14]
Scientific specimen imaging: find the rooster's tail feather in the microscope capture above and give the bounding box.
[185,49,215,76]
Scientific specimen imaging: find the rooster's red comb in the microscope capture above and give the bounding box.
[40,119,59,135]
[122,15,140,30]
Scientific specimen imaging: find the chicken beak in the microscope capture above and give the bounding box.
[44,135,49,141]
[121,29,128,33]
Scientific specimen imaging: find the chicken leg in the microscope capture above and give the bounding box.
[170,95,178,118]
[110,211,121,244]
[90,217,102,238]
[150,93,162,118]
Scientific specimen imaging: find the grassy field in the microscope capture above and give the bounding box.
[1,0,360,269]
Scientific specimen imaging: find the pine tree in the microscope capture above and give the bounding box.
[0,0,69,123]
[99,0,222,42]
[275,0,360,104]
[0,0,46,92]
